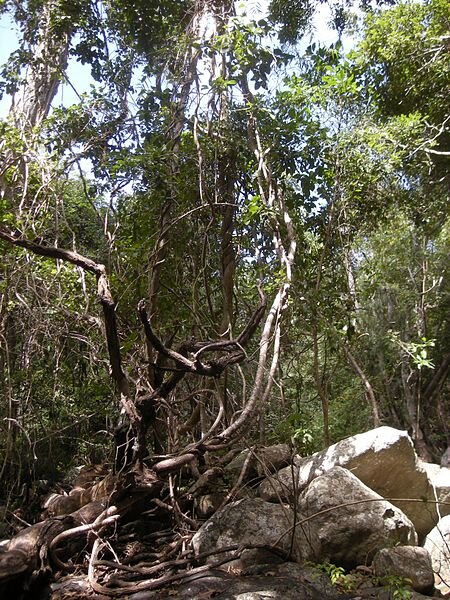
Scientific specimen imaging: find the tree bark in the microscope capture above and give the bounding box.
[9,1,72,131]
[345,346,381,427]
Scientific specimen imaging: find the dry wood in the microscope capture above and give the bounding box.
[0,467,164,595]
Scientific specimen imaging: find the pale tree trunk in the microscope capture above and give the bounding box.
[215,2,237,426]
[147,44,201,322]
[215,68,297,443]
[145,0,243,445]
[400,348,432,461]
[343,248,382,428]
[144,0,235,449]
[345,346,381,427]
[313,323,330,446]
[403,236,432,461]
[9,1,71,131]
[1,0,73,215]
[311,196,337,446]
[217,145,237,426]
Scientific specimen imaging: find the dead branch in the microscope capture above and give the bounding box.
[138,294,266,380]
[153,453,197,474]
[87,542,289,596]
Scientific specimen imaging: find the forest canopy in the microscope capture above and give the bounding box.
[0,0,449,513]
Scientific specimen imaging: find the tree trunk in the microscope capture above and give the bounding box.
[1,0,74,214]
[345,346,381,427]
[400,349,432,461]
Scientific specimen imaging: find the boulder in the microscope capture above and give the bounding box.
[258,455,303,503]
[127,563,350,599]
[373,546,434,593]
[223,450,256,483]
[297,466,418,568]
[50,576,92,600]
[193,493,227,518]
[255,444,292,477]
[423,514,450,597]
[420,461,450,519]
[224,444,291,485]
[441,447,450,468]
[191,498,310,569]
[259,427,438,539]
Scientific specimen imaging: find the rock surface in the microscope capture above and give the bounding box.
[259,426,439,539]
[255,444,292,477]
[420,461,450,519]
[423,514,450,597]
[224,444,292,485]
[373,546,434,593]
[297,466,418,568]
[193,492,227,518]
[127,563,355,599]
[126,562,445,599]
[191,497,308,568]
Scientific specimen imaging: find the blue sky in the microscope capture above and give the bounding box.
[0,13,18,116]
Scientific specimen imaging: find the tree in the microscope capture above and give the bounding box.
[0,0,449,592]
[0,0,298,486]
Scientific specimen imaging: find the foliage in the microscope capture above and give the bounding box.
[0,0,449,512]
[372,575,413,600]
[312,561,362,592]
[313,562,413,598]
[353,0,450,183]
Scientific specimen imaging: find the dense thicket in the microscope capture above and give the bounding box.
[0,0,448,516]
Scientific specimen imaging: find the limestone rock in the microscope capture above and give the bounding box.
[423,514,450,597]
[373,546,434,593]
[259,427,438,539]
[191,498,309,569]
[298,466,418,568]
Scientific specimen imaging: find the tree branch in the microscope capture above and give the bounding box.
[0,228,102,274]
[138,296,266,380]
[0,227,136,421]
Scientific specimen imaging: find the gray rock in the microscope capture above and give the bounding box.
[297,466,418,568]
[224,449,257,484]
[193,493,227,518]
[373,546,434,593]
[191,498,310,569]
[203,574,340,600]
[50,575,94,599]
[423,514,450,597]
[224,444,292,485]
[255,444,292,477]
[259,427,438,539]
[129,563,348,599]
[420,461,450,519]
[128,561,445,599]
